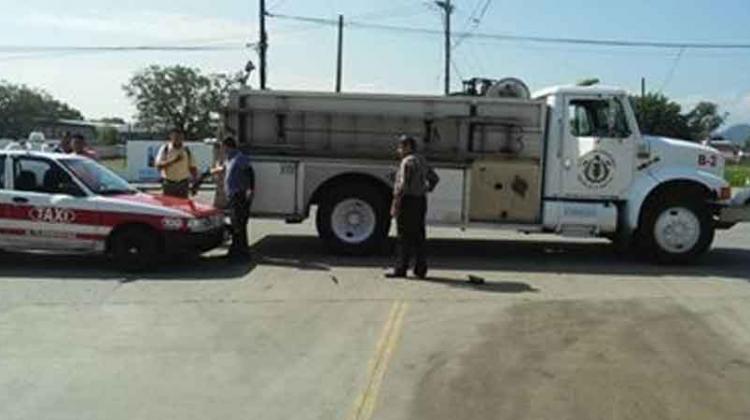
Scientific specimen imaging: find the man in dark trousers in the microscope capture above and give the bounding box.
[214,137,255,259]
[386,135,439,279]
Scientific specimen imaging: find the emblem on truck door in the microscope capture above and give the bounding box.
[578,150,616,189]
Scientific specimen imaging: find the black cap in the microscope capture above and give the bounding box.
[222,136,238,148]
[397,134,417,150]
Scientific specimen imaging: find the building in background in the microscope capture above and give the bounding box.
[704,138,744,164]
[35,119,98,142]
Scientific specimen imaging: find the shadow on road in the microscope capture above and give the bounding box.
[416,277,540,293]
[1,234,749,283]
[0,250,255,281]
[249,235,750,282]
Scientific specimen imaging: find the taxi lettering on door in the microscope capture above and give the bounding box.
[28,207,77,224]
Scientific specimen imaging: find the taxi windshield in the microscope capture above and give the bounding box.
[60,158,137,195]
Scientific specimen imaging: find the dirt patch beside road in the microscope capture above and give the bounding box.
[411,301,750,420]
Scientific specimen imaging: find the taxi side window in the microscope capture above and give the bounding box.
[13,157,80,195]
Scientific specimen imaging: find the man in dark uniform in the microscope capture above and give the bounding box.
[386,135,439,279]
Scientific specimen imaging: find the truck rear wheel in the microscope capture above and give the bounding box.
[639,193,714,264]
[316,184,390,255]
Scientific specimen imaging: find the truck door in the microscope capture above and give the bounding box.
[560,96,636,199]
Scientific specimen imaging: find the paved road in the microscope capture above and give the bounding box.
[1,218,749,420]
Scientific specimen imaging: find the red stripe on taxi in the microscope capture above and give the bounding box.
[2,203,164,229]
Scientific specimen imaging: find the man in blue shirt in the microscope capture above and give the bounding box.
[214,137,254,259]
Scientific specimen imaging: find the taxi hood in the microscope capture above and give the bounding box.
[108,193,220,218]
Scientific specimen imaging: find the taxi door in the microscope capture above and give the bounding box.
[0,154,18,248]
[9,155,97,252]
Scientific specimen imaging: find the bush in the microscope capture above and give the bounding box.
[725,164,750,187]
[97,126,120,145]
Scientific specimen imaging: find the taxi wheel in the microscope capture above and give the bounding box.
[110,227,160,272]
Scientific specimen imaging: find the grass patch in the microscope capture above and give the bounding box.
[725,163,750,188]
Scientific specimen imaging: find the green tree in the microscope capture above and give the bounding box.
[630,93,726,141]
[123,65,243,140]
[630,93,692,140]
[0,81,83,138]
[685,102,727,141]
[96,126,120,146]
[98,117,126,125]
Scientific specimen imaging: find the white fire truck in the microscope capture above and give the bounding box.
[224,79,750,264]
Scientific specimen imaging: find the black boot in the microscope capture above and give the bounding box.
[385,270,407,279]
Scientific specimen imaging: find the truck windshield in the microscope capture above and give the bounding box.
[60,158,137,195]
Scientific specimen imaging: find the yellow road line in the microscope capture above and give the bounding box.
[348,301,409,420]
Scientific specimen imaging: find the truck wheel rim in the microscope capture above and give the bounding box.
[331,198,376,244]
[654,207,701,254]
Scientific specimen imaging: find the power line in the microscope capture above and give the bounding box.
[660,47,686,91]
[268,0,290,11]
[451,58,465,82]
[0,45,252,53]
[453,0,493,49]
[462,0,486,24]
[267,13,750,50]
[462,43,487,74]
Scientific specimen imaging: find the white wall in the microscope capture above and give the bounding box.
[126,141,213,182]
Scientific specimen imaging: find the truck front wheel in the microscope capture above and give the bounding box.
[639,194,715,264]
[316,184,391,255]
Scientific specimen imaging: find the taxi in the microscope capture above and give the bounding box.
[0,150,225,268]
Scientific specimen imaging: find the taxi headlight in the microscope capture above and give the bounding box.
[187,218,210,232]
[162,218,184,230]
[211,214,225,227]
[187,216,223,232]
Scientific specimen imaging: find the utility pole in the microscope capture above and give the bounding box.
[336,14,344,93]
[641,77,646,98]
[436,1,453,95]
[259,0,268,89]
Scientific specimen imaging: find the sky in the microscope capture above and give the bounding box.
[2,0,750,126]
